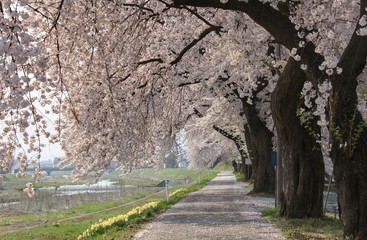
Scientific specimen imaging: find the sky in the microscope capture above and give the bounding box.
[11,99,66,163]
[40,142,64,162]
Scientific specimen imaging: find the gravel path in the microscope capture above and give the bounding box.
[133,171,287,240]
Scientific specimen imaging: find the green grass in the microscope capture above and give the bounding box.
[262,207,280,217]
[115,178,160,187]
[234,172,246,182]
[213,161,234,171]
[0,190,163,240]
[262,207,343,239]
[0,169,218,240]
[0,188,156,224]
[324,183,337,193]
[125,168,200,181]
[1,173,33,182]
[1,173,92,191]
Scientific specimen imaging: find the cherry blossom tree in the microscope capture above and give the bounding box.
[2,0,367,238]
[170,10,280,193]
[3,0,310,205]
[0,0,60,186]
[173,0,367,237]
[272,58,324,218]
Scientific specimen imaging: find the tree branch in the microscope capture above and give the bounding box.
[182,6,218,28]
[123,3,155,13]
[137,58,164,65]
[50,0,64,32]
[0,2,3,15]
[213,125,247,157]
[173,0,299,49]
[170,25,222,65]
[337,34,367,88]
[138,25,221,67]
[177,79,202,87]
[173,0,328,85]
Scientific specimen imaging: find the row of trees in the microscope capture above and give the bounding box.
[0,0,366,238]
[171,1,367,238]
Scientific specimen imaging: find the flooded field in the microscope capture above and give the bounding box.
[0,171,163,214]
[0,168,194,215]
[40,179,135,195]
[0,168,217,240]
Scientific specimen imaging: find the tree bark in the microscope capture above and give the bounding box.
[330,81,367,240]
[329,15,367,238]
[243,123,254,181]
[271,58,324,218]
[241,100,275,194]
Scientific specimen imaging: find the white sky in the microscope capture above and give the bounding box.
[40,142,64,161]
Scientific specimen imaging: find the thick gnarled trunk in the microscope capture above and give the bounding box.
[330,87,367,239]
[242,101,275,194]
[329,25,367,239]
[332,144,367,239]
[272,58,324,218]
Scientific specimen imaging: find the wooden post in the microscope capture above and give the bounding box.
[165,179,170,202]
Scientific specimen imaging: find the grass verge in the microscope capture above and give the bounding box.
[213,161,234,171]
[261,207,343,239]
[234,172,246,182]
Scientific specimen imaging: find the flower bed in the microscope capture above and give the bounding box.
[78,201,159,239]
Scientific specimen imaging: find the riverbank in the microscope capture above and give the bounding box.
[0,168,218,240]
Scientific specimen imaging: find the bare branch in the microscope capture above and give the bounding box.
[137,58,164,65]
[50,0,64,32]
[170,25,222,65]
[112,73,131,87]
[0,2,3,15]
[182,6,218,28]
[26,4,52,21]
[123,3,155,13]
[177,79,202,87]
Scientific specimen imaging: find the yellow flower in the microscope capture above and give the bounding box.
[79,201,159,239]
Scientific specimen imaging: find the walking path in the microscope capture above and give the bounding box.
[133,171,286,240]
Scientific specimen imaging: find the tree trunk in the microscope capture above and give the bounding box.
[232,160,238,172]
[330,85,367,239]
[242,101,275,194]
[329,20,367,238]
[237,147,250,180]
[243,123,254,181]
[332,142,367,239]
[271,58,324,218]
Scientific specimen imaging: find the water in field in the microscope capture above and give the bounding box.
[40,179,135,195]
[0,179,151,213]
